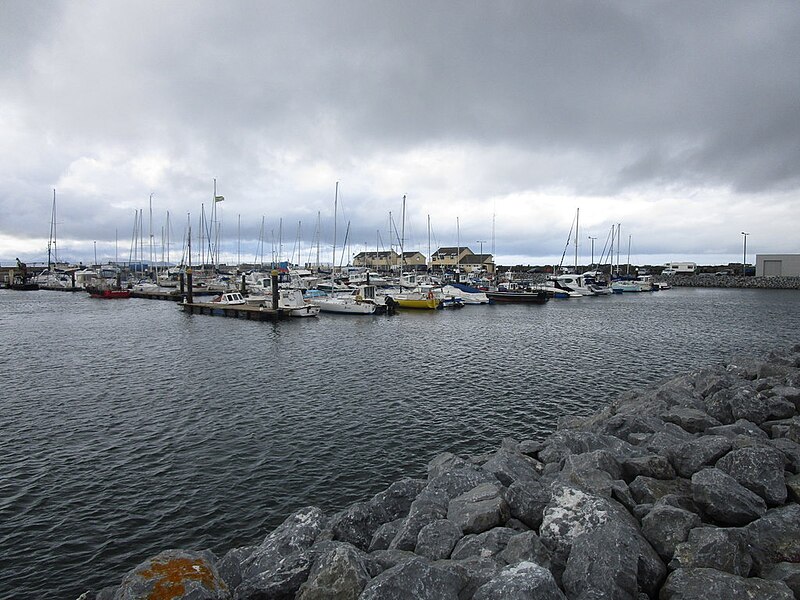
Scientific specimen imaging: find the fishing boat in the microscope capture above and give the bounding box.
[86,282,131,299]
[485,289,549,304]
[88,288,132,299]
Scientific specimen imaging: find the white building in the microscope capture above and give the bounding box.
[756,254,800,277]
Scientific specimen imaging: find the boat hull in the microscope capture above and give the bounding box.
[395,298,439,309]
[316,298,377,314]
[89,289,131,299]
[485,291,549,304]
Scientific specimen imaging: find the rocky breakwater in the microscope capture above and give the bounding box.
[81,345,800,600]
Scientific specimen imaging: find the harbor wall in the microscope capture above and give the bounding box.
[662,275,800,290]
[81,346,800,599]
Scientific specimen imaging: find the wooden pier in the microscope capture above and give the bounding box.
[179,300,293,321]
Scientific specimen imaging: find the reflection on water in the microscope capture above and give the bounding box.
[0,287,798,597]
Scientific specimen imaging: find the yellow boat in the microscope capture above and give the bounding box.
[392,291,440,310]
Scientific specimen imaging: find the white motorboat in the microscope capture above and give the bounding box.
[245,289,320,316]
[441,283,490,304]
[316,294,377,314]
[611,280,642,293]
[211,291,247,305]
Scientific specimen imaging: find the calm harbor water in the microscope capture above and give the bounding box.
[1,286,798,598]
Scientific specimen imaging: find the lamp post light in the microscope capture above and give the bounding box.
[588,236,597,270]
[741,232,749,277]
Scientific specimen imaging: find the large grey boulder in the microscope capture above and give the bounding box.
[705,418,768,439]
[294,542,371,600]
[217,545,257,591]
[427,453,499,499]
[661,406,721,433]
[414,519,463,561]
[539,486,665,594]
[537,430,640,465]
[761,562,800,599]
[450,527,517,561]
[629,475,692,505]
[561,519,640,600]
[620,453,675,481]
[239,506,325,583]
[728,388,772,424]
[668,526,752,576]
[690,468,766,525]
[769,437,800,474]
[388,488,449,551]
[787,473,800,501]
[432,558,500,600]
[670,436,731,479]
[661,567,793,599]
[481,446,542,486]
[715,446,787,505]
[358,557,462,600]
[472,562,566,600]
[327,478,425,550]
[447,482,510,534]
[640,504,701,562]
[113,549,229,600]
[769,385,800,411]
[499,531,552,570]
[368,519,404,552]
[551,459,616,498]
[505,479,550,530]
[234,549,315,600]
[743,504,800,574]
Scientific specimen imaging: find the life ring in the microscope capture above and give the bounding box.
[427,291,434,300]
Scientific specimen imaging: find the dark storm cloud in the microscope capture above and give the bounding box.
[0,0,798,263]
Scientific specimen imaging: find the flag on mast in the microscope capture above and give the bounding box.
[214,195,224,202]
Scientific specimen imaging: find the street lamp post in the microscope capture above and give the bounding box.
[741,232,749,276]
[588,236,597,270]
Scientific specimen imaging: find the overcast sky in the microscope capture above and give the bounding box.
[1,0,798,267]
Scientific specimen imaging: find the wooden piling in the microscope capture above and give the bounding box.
[271,270,279,310]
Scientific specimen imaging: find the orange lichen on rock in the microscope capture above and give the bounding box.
[138,556,222,600]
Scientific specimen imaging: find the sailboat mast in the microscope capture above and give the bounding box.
[456,216,461,278]
[149,193,155,279]
[427,214,431,273]
[47,189,57,270]
[316,211,321,272]
[627,234,631,276]
[575,208,579,272]
[166,211,171,267]
[616,223,621,276]
[400,195,406,274]
[333,182,338,274]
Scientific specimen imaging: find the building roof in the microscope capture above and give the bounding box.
[460,253,493,264]
[353,250,398,259]
[433,246,473,256]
